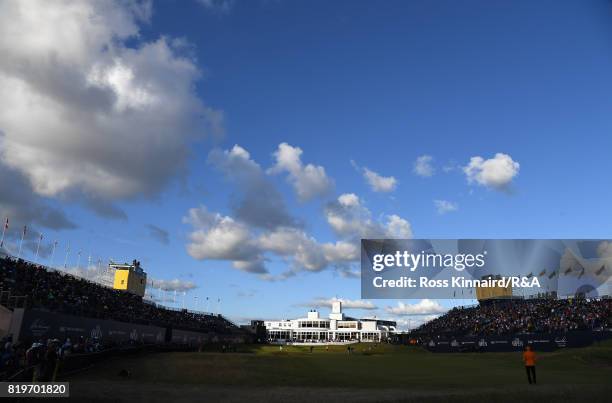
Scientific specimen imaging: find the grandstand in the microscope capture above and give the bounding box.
[0,255,245,335]
[0,255,250,380]
[413,298,611,338]
[407,297,612,354]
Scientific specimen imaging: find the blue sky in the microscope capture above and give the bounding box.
[1,0,612,327]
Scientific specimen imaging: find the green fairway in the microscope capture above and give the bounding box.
[67,341,612,402]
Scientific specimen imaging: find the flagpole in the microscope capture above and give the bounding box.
[50,241,58,268]
[0,217,7,250]
[64,242,70,268]
[17,226,26,259]
[34,233,42,263]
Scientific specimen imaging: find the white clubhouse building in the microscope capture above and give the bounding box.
[264,301,396,343]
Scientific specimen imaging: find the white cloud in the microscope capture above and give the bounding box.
[393,314,440,330]
[385,215,413,238]
[0,0,222,215]
[62,265,108,286]
[187,146,412,280]
[300,297,378,310]
[183,206,262,266]
[184,206,360,277]
[433,200,458,215]
[0,165,76,231]
[362,167,397,192]
[385,299,447,315]
[463,153,520,190]
[338,193,360,207]
[325,194,412,240]
[413,155,435,177]
[268,143,333,201]
[259,228,328,271]
[150,278,197,292]
[208,145,297,229]
[322,241,360,262]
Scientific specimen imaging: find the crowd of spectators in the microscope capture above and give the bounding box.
[0,333,111,380]
[413,298,612,338]
[0,256,239,335]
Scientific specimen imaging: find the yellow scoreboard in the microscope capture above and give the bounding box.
[111,260,147,297]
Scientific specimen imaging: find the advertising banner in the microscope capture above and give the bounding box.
[13,309,166,344]
[424,330,608,353]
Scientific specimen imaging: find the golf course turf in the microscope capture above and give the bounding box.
[66,341,612,402]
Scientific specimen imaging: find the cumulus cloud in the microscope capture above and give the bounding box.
[183,206,262,267]
[362,167,397,193]
[150,278,198,292]
[433,200,458,215]
[268,143,333,202]
[463,153,520,190]
[187,145,412,279]
[385,299,447,315]
[0,164,76,231]
[62,264,110,286]
[393,314,440,330]
[325,193,412,240]
[413,155,435,177]
[146,224,169,245]
[0,0,222,216]
[208,145,297,229]
[299,297,378,310]
[184,205,360,276]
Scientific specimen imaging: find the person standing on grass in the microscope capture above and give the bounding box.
[522,345,537,384]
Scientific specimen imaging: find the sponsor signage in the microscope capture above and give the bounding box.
[424,331,606,353]
[15,309,165,343]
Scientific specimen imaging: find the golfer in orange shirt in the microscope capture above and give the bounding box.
[522,345,537,384]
